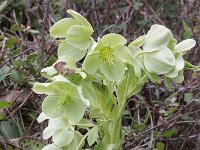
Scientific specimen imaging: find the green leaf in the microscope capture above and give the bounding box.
[156,142,165,150]
[162,127,178,138]
[6,37,17,49]
[23,139,45,150]
[0,113,6,120]
[0,101,11,109]
[87,127,98,146]
[94,141,120,150]
[11,24,21,32]
[184,93,193,103]
[117,74,129,106]
[182,20,193,38]
[67,131,83,150]
[53,127,74,147]
[78,118,94,129]
[81,80,98,108]
[100,59,125,81]
[50,18,77,38]
[0,120,21,139]
[164,76,172,91]
[144,48,175,74]
[172,70,184,83]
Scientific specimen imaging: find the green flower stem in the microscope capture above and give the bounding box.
[76,130,90,150]
[110,74,129,144]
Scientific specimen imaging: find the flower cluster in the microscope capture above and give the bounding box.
[33,10,196,150]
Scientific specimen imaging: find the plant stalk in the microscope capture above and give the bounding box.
[110,74,129,144]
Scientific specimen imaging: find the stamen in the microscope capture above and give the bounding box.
[99,47,114,65]
[57,94,70,107]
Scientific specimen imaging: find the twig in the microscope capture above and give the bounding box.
[40,0,50,81]
[0,47,32,68]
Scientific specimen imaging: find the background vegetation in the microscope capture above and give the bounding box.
[0,0,200,149]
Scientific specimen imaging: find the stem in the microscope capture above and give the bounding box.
[110,74,129,144]
[76,130,90,150]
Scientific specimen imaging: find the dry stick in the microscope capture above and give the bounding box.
[40,0,50,82]
[0,47,32,68]
[179,121,197,150]
[39,0,50,136]
[125,109,200,148]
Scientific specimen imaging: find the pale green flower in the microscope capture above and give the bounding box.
[33,81,87,122]
[165,39,196,83]
[83,33,134,81]
[50,10,94,61]
[143,24,176,74]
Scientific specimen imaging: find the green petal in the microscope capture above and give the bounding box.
[128,35,145,48]
[100,33,127,48]
[47,81,76,96]
[165,55,184,78]
[33,83,51,95]
[100,58,125,81]
[83,53,100,74]
[51,75,70,83]
[143,24,173,52]
[67,9,92,27]
[144,48,175,74]
[42,96,66,118]
[43,125,55,139]
[172,70,184,83]
[58,41,86,61]
[37,112,49,123]
[54,56,77,69]
[42,144,62,150]
[53,127,74,147]
[50,18,77,38]
[175,39,196,52]
[41,66,57,78]
[113,45,134,65]
[43,118,66,140]
[67,25,93,50]
[67,97,86,122]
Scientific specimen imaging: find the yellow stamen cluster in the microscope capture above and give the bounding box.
[99,47,114,65]
[57,94,70,107]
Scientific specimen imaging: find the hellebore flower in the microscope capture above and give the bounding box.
[38,115,83,148]
[83,33,134,81]
[143,24,176,74]
[33,80,87,123]
[50,10,94,61]
[165,39,196,83]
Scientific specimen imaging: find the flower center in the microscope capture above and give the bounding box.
[99,47,114,65]
[57,94,71,107]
